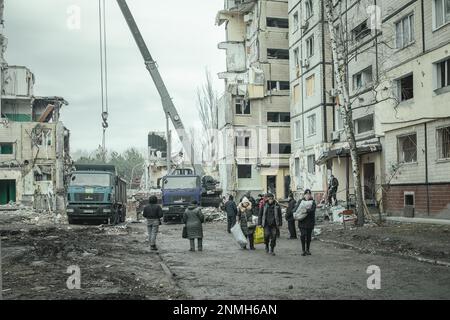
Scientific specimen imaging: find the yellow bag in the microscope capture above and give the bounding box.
[254,226,264,245]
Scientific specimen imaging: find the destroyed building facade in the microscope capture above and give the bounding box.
[288,0,450,218]
[0,2,71,212]
[216,0,291,200]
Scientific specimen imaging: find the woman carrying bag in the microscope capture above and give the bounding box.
[295,189,316,256]
[237,197,256,250]
[182,200,205,252]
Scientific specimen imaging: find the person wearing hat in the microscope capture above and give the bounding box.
[297,189,316,256]
[237,196,256,250]
[285,192,298,239]
[183,200,205,252]
[258,193,282,255]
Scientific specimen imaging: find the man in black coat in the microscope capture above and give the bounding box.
[285,192,297,239]
[224,195,238,233]
[143,195,164,251]
[258,193,282,255]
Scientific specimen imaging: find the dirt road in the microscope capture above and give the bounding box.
[1,211,449,300]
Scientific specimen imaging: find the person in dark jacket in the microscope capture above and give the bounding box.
[224,195,238,233]
[298,189,316,256]
[143,195,163,251]
[183,200,205,252]
[285,192,297,239]
[258,193,282,255]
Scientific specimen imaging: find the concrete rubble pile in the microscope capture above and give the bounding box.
[0,203,67,226]
[202,207,227,223]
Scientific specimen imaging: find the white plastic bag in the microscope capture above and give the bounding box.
[231,222,248,247]
[293,200,313,221]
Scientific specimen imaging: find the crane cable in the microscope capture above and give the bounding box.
[99,0,109,160]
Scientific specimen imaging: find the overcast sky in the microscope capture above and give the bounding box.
[4,0,226,155]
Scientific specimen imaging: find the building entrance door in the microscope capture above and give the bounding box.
[267,176,276,196]
[363,163,376,206]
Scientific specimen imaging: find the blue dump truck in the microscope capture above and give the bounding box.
[161,169,202,223]
[66,164,127,225]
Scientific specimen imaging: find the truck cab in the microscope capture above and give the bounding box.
[66,164,127,225]
[161,173,201,223]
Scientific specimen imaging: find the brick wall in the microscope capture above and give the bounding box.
[384,184,450,218]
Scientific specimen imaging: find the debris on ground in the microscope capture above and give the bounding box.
[202,207,226,222]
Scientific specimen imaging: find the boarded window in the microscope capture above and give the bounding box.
[235,136,250,148]
[307,154,316,174]
[437,126,450,159]
[295,120,301,140]
[268,144,291,155]
[306,75,315,97]
[0,143,13,155]
[398,134,417,163]
[295,158,300,178]
[238,165,252,179]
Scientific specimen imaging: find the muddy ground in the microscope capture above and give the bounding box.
[1,209,449,300]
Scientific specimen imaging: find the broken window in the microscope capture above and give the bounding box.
[267,112,290,123]
[437,126,450,159]
[268,144,291,155]
[268,81,290,91]
[267,17,289,28]
[353,66,373,91]
[295,120,301,140]
[307,114,316,135]
[293,12,299,31]
[307,154,316,174]
[398,133,417,163]
[235,132,251,148]
[352,20,371,41]
[436,58,450,89]
[398,74,414,101]
[267,49,289,60]
[404,192,415,206]
[238,165,252,179]
[306,36,314,58]
[235,97,251,115]
[305,0,313,19]
[355,114,374,134]
[306,74,315,97]
[0,143,13,155]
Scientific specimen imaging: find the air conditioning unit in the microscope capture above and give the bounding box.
[302,59,310,68]
[301,21,309,30]
[331,131,340,142]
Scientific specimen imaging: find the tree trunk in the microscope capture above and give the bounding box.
[325,0,365,226]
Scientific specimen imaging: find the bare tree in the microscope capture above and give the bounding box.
[196,69,219,169]
[324,0,400,226]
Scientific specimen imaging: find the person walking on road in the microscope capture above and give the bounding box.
[298,189,316,256]
[285,192,297,239]
[224,195,238,233]
[237,197,256,250]
[143,195,163,251]
[183,200,205,252]
[258,193,282,255]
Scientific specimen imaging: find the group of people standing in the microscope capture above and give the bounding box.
[223,190,316,256]
[143,189,317,257]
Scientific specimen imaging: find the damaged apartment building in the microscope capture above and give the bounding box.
[216,0,291,200]
[288,0,450,218]
[0,5,71,212]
